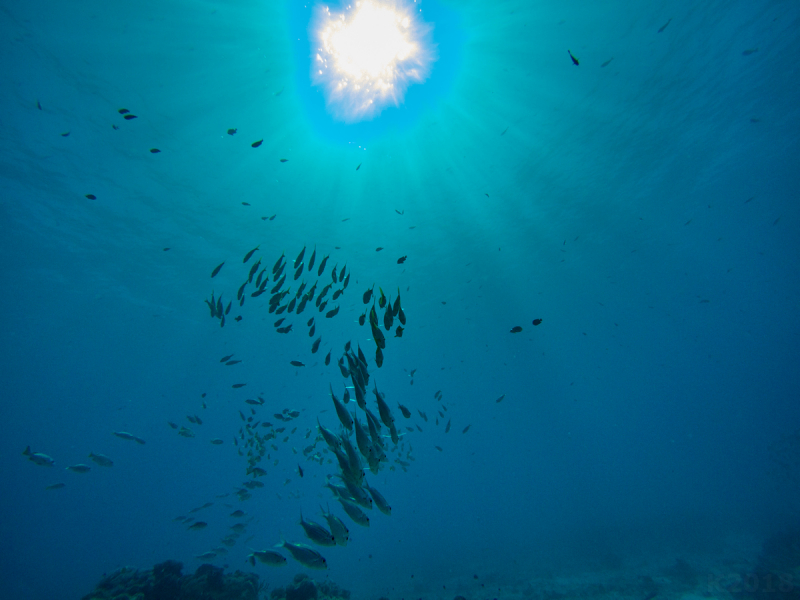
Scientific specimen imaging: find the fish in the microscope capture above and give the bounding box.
[244,245,260,263]
[66,464,91,473]
[22,446,54,467]
[311,337,321,354]
[168,421,178,429]
[338,498,370,527]
[211,262,225,277]
[532,318,542,325]
[376,247,383,252]
[300,512,336,546]
[568,49,579,66]
[495,394,505,403]
[45,483,66,490]
[395,326,403,338]
[397,403,411,418]
[298,464,304,478]
[194,552,217,560]
[210,439,224,445]
[326,306,339,318]
[179,427,195,438]
[325,351,331,366]
[510,326,523,333]
[462,424,471,434]
[235,315,242,321]
[356,163,361,170]
[318,255,329,276]
[601,57,614,67]
[118,108,129,114]
[232,383,247,388]
[294,263,303,280]
[230,510,246,517]
[280,158,288,162]
[397,256,407,264]
[295,246,306,267]
[226,359,242,365]
[85,194,96,200]
[290,361,305,367]
[277,539,327,569]
[123,114,137,120]
[249,550,287,566]
[188,521,208,530]
[375,347,384,368]
[435,445,443,452]
[150,148,161,154]
[88,452,113,467]
[331,385,354,431]
[113,431,145,444]
[365,482,392,516]
[251,139,263,148]
[320,505,349,546]
[445,419,451,433]
[227,128,237,135]
[658,18,671,33]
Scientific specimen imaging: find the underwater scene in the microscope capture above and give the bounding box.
[1,0,799,599]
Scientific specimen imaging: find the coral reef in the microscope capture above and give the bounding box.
[270,573,350,600]
[81,560,260,600]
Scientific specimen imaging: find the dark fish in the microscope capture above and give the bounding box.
[318,301,327,313]
[395,326,403,338]
[397,256,407,264]
[276,324,293,334]
[112,124,119,129]
[532,318,542,326]
[500,127,508,135]
[272,252,285,273]
[378,288,387,309]
[294,263,304,280]
[244,245,259,263]
[168,421,178,429]
[298,464,304,478]
[242,201,250,206]
[331,265,338,282]
[211,262,224,278]
[269,214,276,220]
[343,273,350,289]
[235,315,242,321]
[255,269,265,288]
[248,259,261,282]
[375,347,384,368]
[291,360,305,367]
[318,255,329,276]
[311,337,321,353]
[658,18,671,33]
[279,158,288,162]
[61,131,70,137]
[325,351,331,366]
[227,128,237,135]
[226,359,241,365]
[295,246,306,267]
[356,163,361,170]
[394,209,404,215]
[274,318,286,327]
[188,521,208,530]
[118,108,129,114]
[150,148,161,154]
[392,292,401,316]
[338,264,346,283]
[363,287,374,304]
[358,312,366,326]
[462,424,471,434]
[252,139,263,148]
[397,403,411,418]
[85,194,96,200]
[375,247,384,252]
[332,289,343,300]
[123,114,137,120]
[232,383,247,388]
[495,394,505,403]
[271,275,286,294]
[326,306,339,318]
[445,419,451,433]
[237,282,246,300]
[510,326,522,333]
[601,57,614,67]
[225,301,232,315]
[307,317,314,326]
[308,246,316,271]
[568,49,579,66]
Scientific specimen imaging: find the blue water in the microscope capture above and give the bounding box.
[1,0,799,599]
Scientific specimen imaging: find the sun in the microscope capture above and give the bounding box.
[310,0,437,123]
